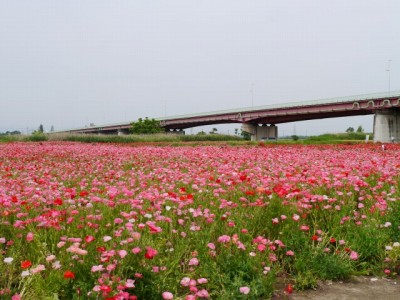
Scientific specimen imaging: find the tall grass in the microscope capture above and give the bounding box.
[0,135,20,143]
[48,133,244,143]
[0,134,48,143]
[306,132,371,142]
[1,132,375,145]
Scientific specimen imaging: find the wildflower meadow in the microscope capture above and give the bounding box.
[0,142,399,299]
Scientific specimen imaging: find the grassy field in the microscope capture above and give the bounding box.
[0,132,373,146]
[1,133,244,144]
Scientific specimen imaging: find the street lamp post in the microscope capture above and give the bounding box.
[250,82,254,108]
[386,59,392,96]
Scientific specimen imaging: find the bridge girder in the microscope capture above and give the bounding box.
[162,97,400,130]
[56,93,400,137]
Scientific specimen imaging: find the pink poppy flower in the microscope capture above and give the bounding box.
[118,250,128,258]
[257,244,266,252]
[197,278,208,284]
[162,291,173,299]
[217,235,230,243]
[286,250,294,256]
[46,255,56,262]
[196,289,210,298]
[300,225,309,231]
[132,247,141,254]
[26,232,34,242]
[349,251,359,260]
[125,279,135,288]
[180,277,191,286]
[103,236,112,242]
[207,243,215,250]
[188,258,199,266]
[31,264,46,274]
[239,286,250,294]
[91,265,104,272]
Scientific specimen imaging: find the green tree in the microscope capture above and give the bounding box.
[240,129,251,141]
[209,128,218,134]
[291,135,299,141]
[38,124,44,133]
[130,118,164,134]
[356,126,364,133]
[346,127,354,133]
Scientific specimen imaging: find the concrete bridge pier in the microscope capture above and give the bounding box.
[242,123,278,141]
[117,129,131,135]
[374,109,400,143]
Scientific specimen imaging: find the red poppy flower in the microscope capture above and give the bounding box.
[144,247,158,259]
[330,238,336,243]
[285,284,293,294]
[97,246,106,253]
[85,235,95,243]
[100,285,112,293]
[64,270,75,279]
[21,260,32,269]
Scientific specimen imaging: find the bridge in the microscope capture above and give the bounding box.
[59,91,400,142]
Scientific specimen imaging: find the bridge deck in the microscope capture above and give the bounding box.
[57,90,400,133]
[159,91,400,120]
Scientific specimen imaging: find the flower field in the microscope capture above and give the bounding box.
[0,142,399,299]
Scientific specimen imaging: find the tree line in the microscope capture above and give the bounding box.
[346,126,364,133]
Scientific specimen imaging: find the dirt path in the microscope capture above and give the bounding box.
[290,276,399,300]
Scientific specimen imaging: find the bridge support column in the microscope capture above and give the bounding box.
[117,129,128,136]
[242,124,278,141]
[373,110,400,143]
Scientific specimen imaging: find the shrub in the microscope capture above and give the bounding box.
[24,133,48,142]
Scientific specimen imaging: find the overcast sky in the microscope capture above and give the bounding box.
[1,0,399,135]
